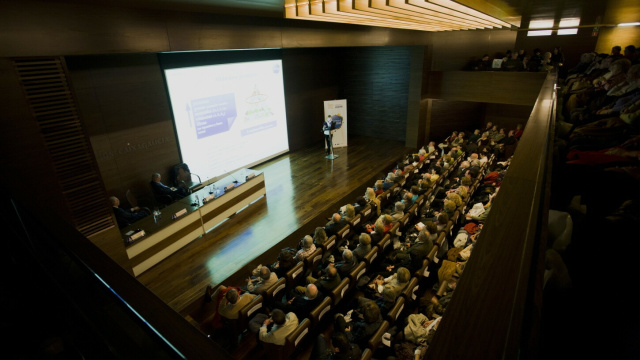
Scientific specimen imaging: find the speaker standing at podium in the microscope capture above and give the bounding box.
[323,115,334,155]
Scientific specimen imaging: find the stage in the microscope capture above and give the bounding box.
[136,137,413,313]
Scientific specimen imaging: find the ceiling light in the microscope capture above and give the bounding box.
[557,28,578,35]
[618,22,640,27]
[529,19,554,29]
[558,18,580,28]
[527,30,552,36]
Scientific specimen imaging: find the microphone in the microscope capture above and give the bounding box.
[224,169,239,183]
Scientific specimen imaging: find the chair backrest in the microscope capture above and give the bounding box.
[283,318,311,359]
[263,277,287,305]
[263,318,311,360]
[367,320,390,351]
[408,203,419,218]
[400,213,411,229]
[390,222,401,237]
[386,296,405,324]
[347,214,362,239]
[360,348,373,360]
[348,261,367,286]
[450,210,460,226]
[361,204,373,222]
[125,189,138,208]
[401,277,420,301]
[238,295,264,329]
[330,278,350,306]
[336,224,351,246]
[304,248,324,273]
[363,247,378,267]
[436,232,446,247]
[285,262,304,289]
[309,296,332,327]
[415,258,429,279]
[376,234,391,253]
[321,235,337,254]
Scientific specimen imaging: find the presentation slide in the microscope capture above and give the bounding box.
[164,59,289,182]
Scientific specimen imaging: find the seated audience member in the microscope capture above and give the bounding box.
[390,201,405,224]
[402,192,415,207]
[341,204,356,222]
[312,330,362,360]
[352,233,372,261]
[369,267,411,300]
[353,196,368,215]
[474,54,492,71]
[331,249,358,278]
[382,172,396,190]
[364,187,381,216]
[313,227,328,247]
[395,230,434,272]
[325,213,348,237]
[270,248,296,278]
[502,51,524,71]
[301,265,341,295]
[270,283,323,322]
[435,213,449,232]
[257,309,299,346]
[341,299,383,347]
[296,235,317,262]
[477,132,492,154]
[217,287,257,320]
[247,266,278,295]
[149,172,188,203]
[468,129,481,143]
[109,196,149,229]
[374,180,384,196]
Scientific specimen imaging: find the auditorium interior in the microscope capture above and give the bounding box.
[1,0,639,359]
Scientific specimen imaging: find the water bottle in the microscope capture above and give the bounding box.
[213,184,218,197]
[195,194,199,206]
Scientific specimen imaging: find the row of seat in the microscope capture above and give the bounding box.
[211,146,495,359]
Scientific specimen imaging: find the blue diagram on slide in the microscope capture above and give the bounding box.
[190,93,237,139]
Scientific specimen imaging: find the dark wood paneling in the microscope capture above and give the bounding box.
[426,71,547,106]
[0,58,69,220]
[429,29,518,71]
[66,54,181,207]
[282,48,341,151]
[429,100,485,141]
[340,46,414,142]
[484,103,533,130]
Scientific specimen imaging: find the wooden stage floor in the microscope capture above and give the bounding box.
[137,137,413,313]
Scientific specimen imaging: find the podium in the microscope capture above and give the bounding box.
[325,129,339,160]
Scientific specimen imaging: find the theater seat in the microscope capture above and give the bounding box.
[329,278,350,306]
[401,277,420,302]
[321,235,337,254]
[367,320,390,352]
[335,224,351,247]
[263,277,287,305]
[304,248,324,274]
[348,261,367,286]
[361,204,373,222]
[262,318,311,360]
[285,262,304,290]
[363,247,378,267]
[386,297,405,324]
[360,348,373,360]
[376,234,391,254]
[309,296,332,328]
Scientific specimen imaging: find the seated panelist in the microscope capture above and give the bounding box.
[110,196,149,229]
[150,172,188,203]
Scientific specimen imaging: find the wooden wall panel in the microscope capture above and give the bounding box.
[426,71,547,106]
[428,100,485,141]
[428,29,517,71]
[484,103,533,131]
[282,48,341,151]
[66,54,181,208]
[0,58,69,221]
[595,27,640,55]
[340,46,414,142]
